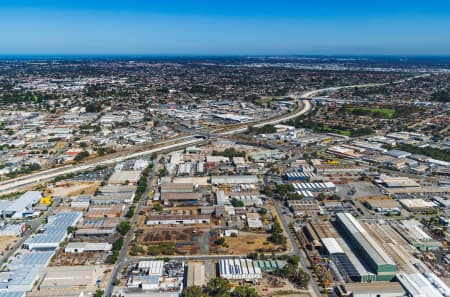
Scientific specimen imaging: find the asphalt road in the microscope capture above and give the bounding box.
[104,157,159,297]
[272,199,322,297]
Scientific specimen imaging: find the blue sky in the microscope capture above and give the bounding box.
[1,0,450,55]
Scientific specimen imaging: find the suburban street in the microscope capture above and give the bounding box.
[104,157,159,297]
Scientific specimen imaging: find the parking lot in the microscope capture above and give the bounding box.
[337,181,384,200]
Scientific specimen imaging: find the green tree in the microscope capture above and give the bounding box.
[297,268,311,288]
[287,255,300,266]
[232,286,260,297]
[275,264,310,288]
[215,237,226,246]
[74,151,90,162]
[183,286,208,297]
[262,185,273,197]
[206,278,231,297]
[159,168,169,177]
[112,238,124,251]
[230,198,244,207]
[117,221,131,236]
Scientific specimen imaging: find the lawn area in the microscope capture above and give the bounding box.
[256,97,273,106]
[320,127,351,136]
[347,107,395,118]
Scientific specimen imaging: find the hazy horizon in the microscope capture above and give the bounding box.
[1,0,450,55]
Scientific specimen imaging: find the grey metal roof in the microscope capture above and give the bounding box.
[0,200,13,212]
[8,251,53,270]
[5,267,40,289]
[211,175,258,184]
[24,212,82,247]
[386,150,411,158]
[0,292,25,297]
[337,213,396,267]
[4,191,41,213]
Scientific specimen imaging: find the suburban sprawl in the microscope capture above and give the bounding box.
[0,56,448,297]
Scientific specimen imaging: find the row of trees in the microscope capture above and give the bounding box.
[269,218,286,245]
[264,184,305,201]
[212,147,246,158]
[105,237,124,264]
[6,163,41,178]
[183,278,260,297]
[398,144,450,162]
[286,116,374,137]
[248,125,276,135]
[0,90,50,104]
[134,176,148,202]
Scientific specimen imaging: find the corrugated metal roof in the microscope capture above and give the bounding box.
[8,251,53,270]
[4,191,41,213]
[322,237,344,254]
[24,212,82,248]
[0,292,25,297]
[337,213,396,267]
[211,175,258,184]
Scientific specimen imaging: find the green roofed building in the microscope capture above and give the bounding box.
[336,213,397,281]
[254,260,287,272]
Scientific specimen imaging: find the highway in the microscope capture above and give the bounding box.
[0,136,206,195]
[216,74,426,136]
[215,99,311,136]
[0,98,312,194]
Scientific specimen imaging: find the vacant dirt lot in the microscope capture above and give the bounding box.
[256,275,311,297]
[132,227,209,256]
[218,232,284,254]
[52,181,100,197]
[0,236,18,254]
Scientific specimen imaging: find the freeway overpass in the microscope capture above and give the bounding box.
[216,99,312,136]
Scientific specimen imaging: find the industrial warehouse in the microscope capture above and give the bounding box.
[291,181,337,193]
[219,258,262,282]
[126,260,185,293]
[0,212,85,294]
[335,213,397,281]
[303,213,398,283]
[23,212,82,251]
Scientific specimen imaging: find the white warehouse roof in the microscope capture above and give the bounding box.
[219,258,262,280]
[138,260,164,276]
[211,175,258,185]
[3,191,42,214]
[321,237,344,255]
[24,212,82,250]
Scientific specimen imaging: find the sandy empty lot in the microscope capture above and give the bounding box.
[220,232,283,254]
[52,181,100,197]
[0,236,18,254]
[256,274,311,297]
